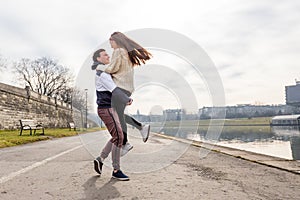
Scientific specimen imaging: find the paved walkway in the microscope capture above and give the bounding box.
[0,130,299,200]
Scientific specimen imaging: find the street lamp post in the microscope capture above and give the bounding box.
[85,89,88,129]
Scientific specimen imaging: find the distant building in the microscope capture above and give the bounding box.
[132,109,150,122]
[199,104,300,119]
[271,114,300,126]
[286,80,300,106]
[163,109,184,121]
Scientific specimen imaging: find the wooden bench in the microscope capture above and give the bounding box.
[19,119,44,136]
[68,122,76,131]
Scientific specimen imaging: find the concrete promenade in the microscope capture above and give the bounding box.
[0,130,300,199]
[157,133,300,175]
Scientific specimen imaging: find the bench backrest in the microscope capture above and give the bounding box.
[69,122,75,128]
[20,119,36,127]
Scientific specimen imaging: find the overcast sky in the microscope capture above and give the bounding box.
[1,0,300,114]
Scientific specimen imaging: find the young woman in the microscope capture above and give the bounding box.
[97,32,152,154]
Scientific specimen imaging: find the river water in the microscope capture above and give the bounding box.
[151,125,300,160]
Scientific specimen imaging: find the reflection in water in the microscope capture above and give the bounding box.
[152,125,300,160]
[272,126,300,160]
[291,137,300,160]
[216,140,293,160]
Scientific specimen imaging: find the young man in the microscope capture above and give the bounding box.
[92,48,129,180]
[92,49,150,156]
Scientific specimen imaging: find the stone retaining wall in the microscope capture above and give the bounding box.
[0,82,82,130]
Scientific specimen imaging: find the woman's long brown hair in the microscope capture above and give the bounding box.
[110,32,152,66]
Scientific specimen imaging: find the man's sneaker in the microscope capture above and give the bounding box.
[93,157,103,175]
[112,170,129,181]
[121,142,133,157]
[140,124,150,142]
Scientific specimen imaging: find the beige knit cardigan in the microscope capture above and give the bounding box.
[97,48,134,93]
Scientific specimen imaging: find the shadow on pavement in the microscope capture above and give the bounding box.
[81,176,120,200]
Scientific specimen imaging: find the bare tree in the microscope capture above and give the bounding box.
[71,87,88,111]
[13,56,88,110]
[0,54,7,72]
[14,57,74,98]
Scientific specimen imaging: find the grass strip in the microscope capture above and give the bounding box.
[0,127,104,148]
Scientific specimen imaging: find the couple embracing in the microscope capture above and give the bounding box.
[91,32,152,181]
